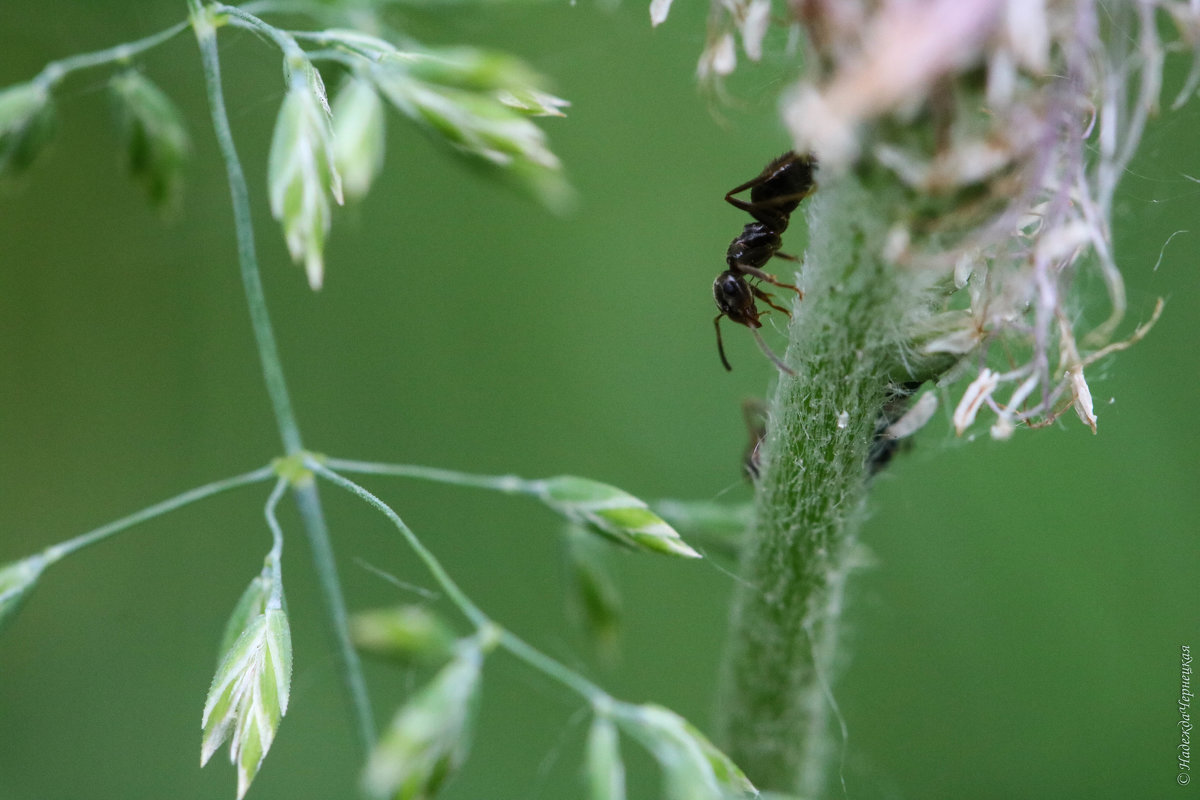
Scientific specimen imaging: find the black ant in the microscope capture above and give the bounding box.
[713,151,817,375]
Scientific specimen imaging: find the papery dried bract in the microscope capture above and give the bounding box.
[740,0,771,62]
[698,33,737,80]
[1067,366,1097,433]
[650,0,674,27]
[885,391,939,440]
[953,369,999,435]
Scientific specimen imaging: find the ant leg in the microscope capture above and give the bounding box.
[724,190,815,217]
[724,152,811,199]
[739,265,804,297]
[714,314,734,371]
[751,285,793,318]
[724,167,775,201]
[774,251,799,261]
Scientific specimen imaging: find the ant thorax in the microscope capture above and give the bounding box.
[726,222,783,272]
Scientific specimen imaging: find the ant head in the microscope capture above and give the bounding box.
[712,270,797,377]
[712,271,761,328]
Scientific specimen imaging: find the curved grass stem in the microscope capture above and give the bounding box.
[322,457,535,495]
[42,465,274,564]
[310,460,612,708]
[34,19,190,89]
[190,1,375,754]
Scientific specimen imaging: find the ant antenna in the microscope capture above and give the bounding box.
[717,312,795,376]
[714,314,734,371]
[750,327,796,376]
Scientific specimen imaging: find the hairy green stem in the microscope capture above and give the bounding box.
[716,174,921,795]
[191,3,375,754]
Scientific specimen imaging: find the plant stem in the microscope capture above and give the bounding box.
[263,477,288,608]
[323,457,532,494]
[716,174,919,795]
[42,465,274,564]
[291,479,376,750]
[191,4,375,754]
[312,461,611,706]
[34,20,190,89]
[192,10,300,456]
[497,629,608,705]
[309,461,492,630]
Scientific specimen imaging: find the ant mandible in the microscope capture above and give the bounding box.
[713,150,817,375]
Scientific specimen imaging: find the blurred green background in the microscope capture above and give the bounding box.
[1,2,1197,799]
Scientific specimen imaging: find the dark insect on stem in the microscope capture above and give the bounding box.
[713,151,817,375]
[740,398,768,481]
[867,380,925,476]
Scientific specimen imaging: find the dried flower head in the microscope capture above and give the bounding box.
[683,0,1185,436]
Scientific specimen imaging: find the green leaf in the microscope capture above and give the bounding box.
[201,574,292,800]
[350,605,457,666]
[585,715,626,800]
[0,554,47,633]
[109,70,191,210]
[0,81,56,179]
[363,642,483,800]
[536,477,701,558]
